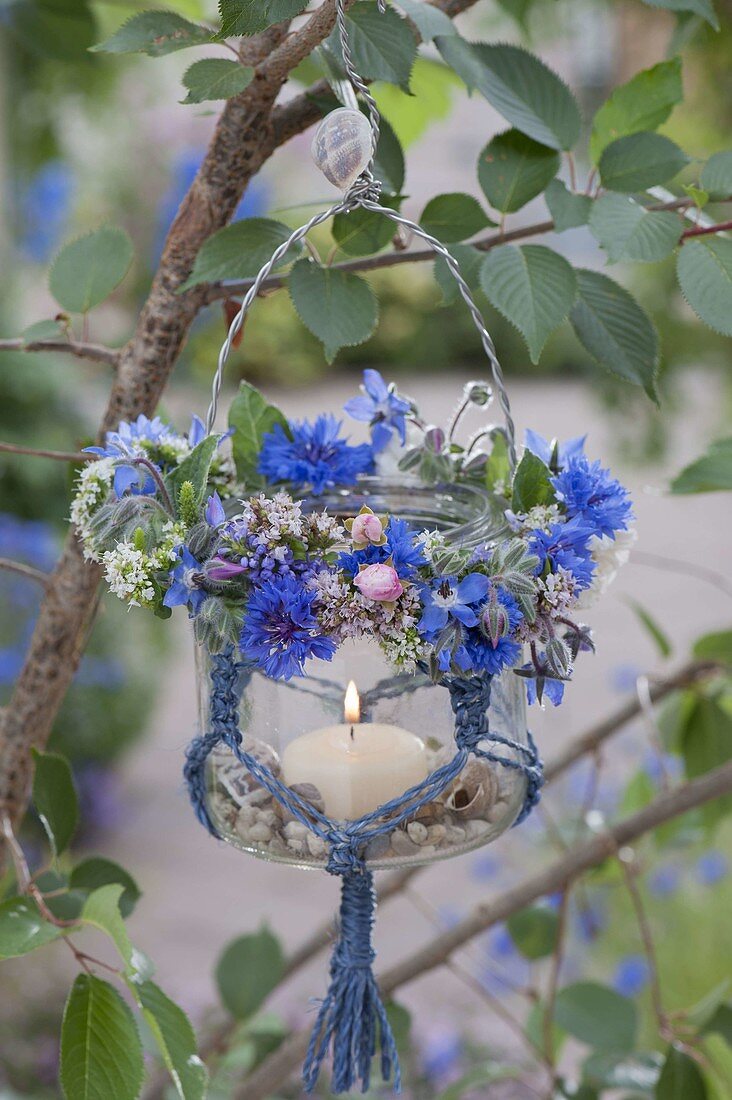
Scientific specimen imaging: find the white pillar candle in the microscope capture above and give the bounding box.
[282,681,428,821]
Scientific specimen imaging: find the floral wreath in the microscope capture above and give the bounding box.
[71,370,634,706]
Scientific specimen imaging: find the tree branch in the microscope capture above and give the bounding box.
[0,441,89,463]
[0,559,51,591]
[0,338,119,367]
[239,759,732,1099]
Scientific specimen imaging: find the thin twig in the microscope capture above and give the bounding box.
[681,219,732,240]
[0,441,90,463]
[542,887,571,1076]
[0,338,119,367]
[630,548,732,600]
[0,558,51,591]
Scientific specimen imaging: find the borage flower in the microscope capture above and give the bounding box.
[344,369,411,452]
[163,547,207,616]
[258,414,373,494]
[418,573,490,635]
[240,574,336,680]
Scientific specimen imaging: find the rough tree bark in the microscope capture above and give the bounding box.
[0,0,478,856]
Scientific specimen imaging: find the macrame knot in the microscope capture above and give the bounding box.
[449,672,493,753]
[326,827,366,877]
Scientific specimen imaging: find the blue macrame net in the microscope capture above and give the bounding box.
[184,646,543,1095]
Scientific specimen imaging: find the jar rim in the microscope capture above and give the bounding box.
[298,476,508,549]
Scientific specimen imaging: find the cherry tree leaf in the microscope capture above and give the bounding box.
[598,132,689,193]
[589,57,683,163]
[61,975,144,1100]
[181,59,253,104]
[92,10,212,55]
[589,193,682,263]
[288,260,379,362]
[677,237,732,336]
[478,130,559,214]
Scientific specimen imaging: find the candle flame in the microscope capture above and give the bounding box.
[344,680,360,724]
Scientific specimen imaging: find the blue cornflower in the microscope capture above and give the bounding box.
[696,851,728,886]
[343,369,411,452]
[418,573,490,635]
[530,516,596,590]
[258,414,373,494]
[383,517,426,575]
[613,955,650,997]
[163,547,207,616]
[240,574,337,680]
[552,457,633,539]
[524,429,586,469]
[465,633,522,675]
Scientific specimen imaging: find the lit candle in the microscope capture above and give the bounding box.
[282,681,429,821]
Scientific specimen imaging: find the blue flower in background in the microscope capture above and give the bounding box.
[552,457,633,539]
[240,574,337,680]
[613,954,650,997]
[696,851,728,886]
[573,899,607,943]
[344,369,411,452]
[471,851,501,881]
[524,429,586,468]
[163,547,207,616]
[648,864,681,898]
[419,1026,464,1085]
[258,415,374,494]
[19,160,74,263]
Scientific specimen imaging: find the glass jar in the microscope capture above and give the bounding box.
[200,479,529,870]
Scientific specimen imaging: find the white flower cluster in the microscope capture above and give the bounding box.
[576,526,637,610]
[417,528,449,565]
[242,491,344,552]
[311,571,426,672]
[101,522,184,609]
[70,458,115,560]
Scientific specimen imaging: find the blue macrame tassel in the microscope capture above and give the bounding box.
[303,869,401,1094]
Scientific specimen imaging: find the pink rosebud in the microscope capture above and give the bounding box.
[353,563,404,602]
[351,512,384,546]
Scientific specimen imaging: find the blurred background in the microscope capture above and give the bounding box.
[0,0,731,1096]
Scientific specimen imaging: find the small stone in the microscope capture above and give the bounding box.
[445,824,467,845]
[487,799,510,824]
[245,787,273,808]
[465,818,491,839]
[267,836,287,855]
[259,808,279,828]
[390,830,419,857]
[413,802,442,825]
[364,834,390,861]
[248,821,273,843]
[286,836,307,855]
[407,821,429,845]
[306,833,327,858]
[427,824,447,846]
[284,821,309,841]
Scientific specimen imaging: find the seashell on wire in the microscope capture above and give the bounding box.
[311,108,372,191]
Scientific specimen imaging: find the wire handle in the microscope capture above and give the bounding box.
[205,0,518,470]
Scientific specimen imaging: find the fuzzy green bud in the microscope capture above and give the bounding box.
[178,481,199,529]
[133,526,146,552]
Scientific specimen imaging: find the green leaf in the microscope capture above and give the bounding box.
[435,38,581,150]
[480,244,577,363]
[420,192,491,242]
[180,218,300,290]
[332,206,397,257]
[433,244,483,305]
[589,58,683,163]
[133,981,207,1100]
[677,238,732,337]
[692,630,732,667]
[373,115,405,194]
[167,434,221,510]
[478,130,560,214]
[228,381,290,489]
[589,194,682,263]
[545,179,593,231]
[69,858,141,918]
[218,0,308,37]
[394,0,457,41]
[569,269,659,396]
[507,906,559,959]
[670,437,732,493]
[620,770,656,816]
[511,449,555,512]
[91,10,212,56]
[655,1045,707,1098]
[49,227,133,314]
[554,982,637,1052]
[61,975,144,1100]
[80,885,136,971]
[32,748,78,857]
[626,600,672,658]
[334,2,417,90]
[0,897,63,959]
[485,431,511,493]
[215,927,285,1019]
[642,0,718,31]
[288,259,379,362]
[678,694,732,827]
[22,318,66,342]
[700,151,732,201]
[598,132,689,193]
[181,58,253,104]
[374,58,461,148]
[584,1050,662,1092]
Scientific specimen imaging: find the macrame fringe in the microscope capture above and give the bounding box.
[303,869,401,1094]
